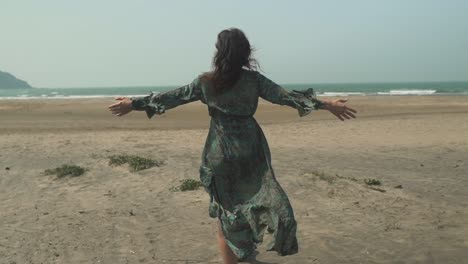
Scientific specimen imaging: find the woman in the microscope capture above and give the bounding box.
[108,28,357,263]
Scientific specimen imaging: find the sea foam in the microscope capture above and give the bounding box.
[377,90,437,95]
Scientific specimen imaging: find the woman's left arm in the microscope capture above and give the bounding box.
[109,77,202,119]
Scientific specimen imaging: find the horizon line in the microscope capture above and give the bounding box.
[25,79,468,89]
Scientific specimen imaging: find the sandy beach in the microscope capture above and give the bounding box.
[1,95,467,264]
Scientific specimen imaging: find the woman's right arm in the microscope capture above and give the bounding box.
[256,72,357,121]
[256,72,324,117]
[319,98,357,121]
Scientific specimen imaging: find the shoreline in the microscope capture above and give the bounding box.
[1,93,468,100]
[1,95,468,134]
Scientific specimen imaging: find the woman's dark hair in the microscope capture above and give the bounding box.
[203,28,259,94]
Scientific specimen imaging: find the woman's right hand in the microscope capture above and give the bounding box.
[321,98,357,121]
[108,96,133,117]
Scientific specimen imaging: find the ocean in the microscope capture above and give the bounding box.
[1,81,468,99]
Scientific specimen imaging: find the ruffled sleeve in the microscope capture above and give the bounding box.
[130,76,202,119]
[256,72,324,117]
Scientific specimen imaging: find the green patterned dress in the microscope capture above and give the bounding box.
[130,69,322,260]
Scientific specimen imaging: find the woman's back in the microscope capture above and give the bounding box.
[200,69,320,119]
[200,69,260,117]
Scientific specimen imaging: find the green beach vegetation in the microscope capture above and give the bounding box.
[108,154,163,171]
[43,164,87,178]
[169,179,204,192]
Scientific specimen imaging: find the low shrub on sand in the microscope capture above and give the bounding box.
[310,169,336,184]
[108,154,163,171]
[44,164,87,178]
[364,178,382,186]
[170,179,204,192]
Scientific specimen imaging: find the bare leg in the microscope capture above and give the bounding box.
[217,220,238,264]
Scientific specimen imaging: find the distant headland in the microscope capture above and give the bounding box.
[0,71,32,89]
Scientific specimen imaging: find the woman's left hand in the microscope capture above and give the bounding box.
[321,98,357,121]
[108,96,133,116]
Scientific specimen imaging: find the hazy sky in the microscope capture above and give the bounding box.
[1,0,467,87]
